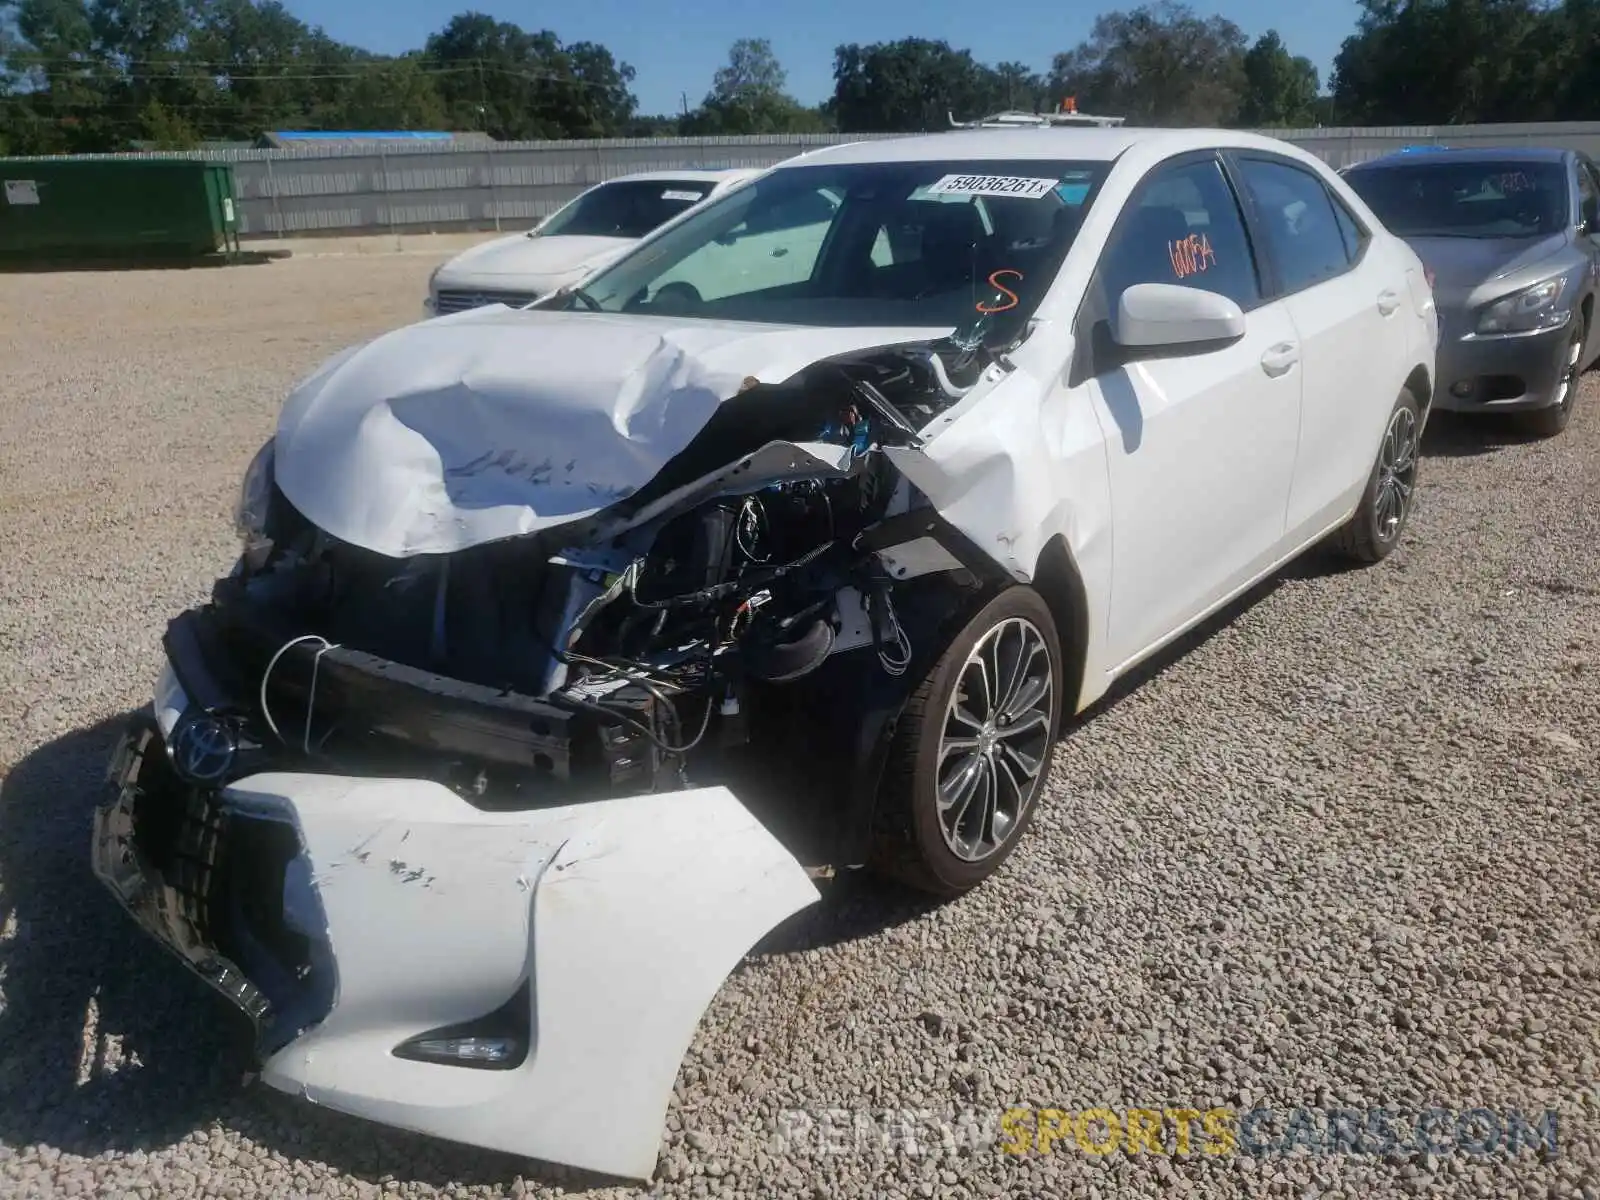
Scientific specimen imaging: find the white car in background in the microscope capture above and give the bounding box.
[98,127,1438,1182]
[422,168,759,317]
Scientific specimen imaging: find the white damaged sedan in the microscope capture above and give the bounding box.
[94,127,1438,1179]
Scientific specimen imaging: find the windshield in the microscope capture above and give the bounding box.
[1346,160,1569,238]
[566,159,1109,338]
[538,179,717,240]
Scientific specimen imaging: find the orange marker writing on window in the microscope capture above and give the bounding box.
[977,268,1024,314]
[1168,233,1217,279]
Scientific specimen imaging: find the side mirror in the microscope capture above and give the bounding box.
[1581,196,1599,235]
[1114,282,1246,351]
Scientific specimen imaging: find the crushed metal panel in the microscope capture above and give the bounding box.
[231,774,818,1180]
[873,535,964,581]
[583,438,853,542]
[890,337,1117,708]
[889,345,1112,584]
[272,311,950,558]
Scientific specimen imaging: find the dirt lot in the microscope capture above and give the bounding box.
[1,256,1597,1199]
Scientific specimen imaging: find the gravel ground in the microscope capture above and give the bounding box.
[1,257,1596,1200]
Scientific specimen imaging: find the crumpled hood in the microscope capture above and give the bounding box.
[274,308,952,558]
[1407,232,1573,307]
[433,234,632,289]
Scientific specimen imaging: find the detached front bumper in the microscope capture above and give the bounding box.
[1432,318,1574,413]
[93,674,819,1180]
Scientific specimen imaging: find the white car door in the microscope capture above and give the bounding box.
[1232,154,1410,541]
[1076,154,1304,672]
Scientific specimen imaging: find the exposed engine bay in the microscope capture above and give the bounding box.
[203,340,1005,824]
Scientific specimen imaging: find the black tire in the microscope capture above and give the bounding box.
[870,586,1064,898]
[1329,386,1424,565]
[1516,316,1586,438]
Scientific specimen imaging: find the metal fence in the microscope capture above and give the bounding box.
[9,122,1600,239]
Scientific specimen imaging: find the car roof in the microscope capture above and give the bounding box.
[1346,146,1571,172]
[602,168,758,186]
[774,127,1319,168]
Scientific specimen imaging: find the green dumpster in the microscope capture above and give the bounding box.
[0,158,240,263]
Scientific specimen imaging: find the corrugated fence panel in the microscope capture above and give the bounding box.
[222,138,874,235]
[9,123,1600,238]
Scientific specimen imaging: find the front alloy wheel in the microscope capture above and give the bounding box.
[937,617,1055,862]
[872,586,1064,897]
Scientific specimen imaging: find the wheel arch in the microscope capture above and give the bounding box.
[1581,291,1595,356]
[836,522,1088,867]
[1030,533,1091,730]
[1404,363,1432,409]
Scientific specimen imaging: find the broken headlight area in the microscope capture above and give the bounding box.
[233,438,277,571]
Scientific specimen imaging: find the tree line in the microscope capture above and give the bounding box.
[3,0,1599,156]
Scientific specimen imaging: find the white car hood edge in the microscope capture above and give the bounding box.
[431,233,634,292]
[275,309,953,558]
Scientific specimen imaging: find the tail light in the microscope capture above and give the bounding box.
[1424,267,1437,291]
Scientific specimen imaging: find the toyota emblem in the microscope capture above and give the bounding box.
[170,714,238,784]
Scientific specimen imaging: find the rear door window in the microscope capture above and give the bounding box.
[1236,158,1356,295]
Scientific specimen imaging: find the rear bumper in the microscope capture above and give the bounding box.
[1432,320,1573,412]
[92,676,819,1180]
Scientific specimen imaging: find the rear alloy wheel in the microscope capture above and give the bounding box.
[1330,387,1422,565]
[871,587,1063,897]
[1517,317,1586,438]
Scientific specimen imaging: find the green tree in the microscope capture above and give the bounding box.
[186,0,369,137]
[1047,1,1249,126]
[1238,30,1320,127]
[683,38,825,133]
[0,1,640,147]
[621,112,680,137]
[550,39,636,137]
[1330,0,1573,124]
[423,12,635,140]
[1553,0,1600,118]
[988,60,1047,113]
[335,55,448,130]
[137,95,199,146]
[830,37,1009,131]
[5,0,123,150]
[3,0,375,146]
[710,37,785,103]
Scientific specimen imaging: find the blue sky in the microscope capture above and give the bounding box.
[285,0,1366,116]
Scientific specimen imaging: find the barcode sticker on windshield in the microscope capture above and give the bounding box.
[926,174,1060,201]
[661,189,703,202]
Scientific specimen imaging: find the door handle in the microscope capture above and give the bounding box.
[1378,289,1401,316]
[1260,342,1299,377]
